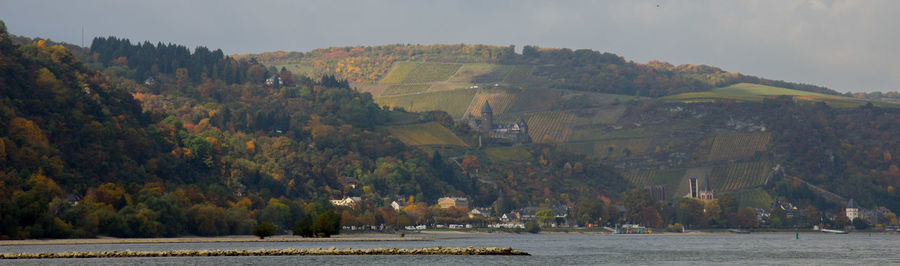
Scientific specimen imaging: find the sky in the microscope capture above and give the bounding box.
[2,0,899,93]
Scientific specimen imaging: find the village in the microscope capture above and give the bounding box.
[329,101,899,234]
[329,174,899,234]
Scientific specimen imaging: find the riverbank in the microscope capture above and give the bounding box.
[0,246,529,259]
[0,234,430,246]
[0,230,730,245]
[5,228,890,246]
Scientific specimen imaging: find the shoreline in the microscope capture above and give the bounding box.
[4,229,894,246]
[0,234,430,246]
[0,247,530,259]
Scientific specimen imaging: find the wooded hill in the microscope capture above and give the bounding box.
[0,23,626,239]
[248,43,900,214]
[2,21,898,239]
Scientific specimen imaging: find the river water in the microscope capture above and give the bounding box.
[2,232,898,265]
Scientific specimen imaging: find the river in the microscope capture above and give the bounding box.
[2,232,898,265]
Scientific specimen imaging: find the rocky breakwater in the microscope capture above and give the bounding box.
[0,246,529,259]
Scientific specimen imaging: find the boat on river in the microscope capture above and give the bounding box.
[820,228,849,234]
[728,229,751,234]
[616,224,652,234]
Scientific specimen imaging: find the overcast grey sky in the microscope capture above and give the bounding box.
[2,0,898,92]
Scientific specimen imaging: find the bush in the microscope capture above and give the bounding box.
[852,218,869,230]
[293,216,314,237]
[252,222,276,239]
[666,223,684,232]
[312,211,341,237]
[525,221,541,234]
[293,210,341,238]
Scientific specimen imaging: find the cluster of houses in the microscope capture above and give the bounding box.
[749,198,895,230]
[841,199,895,227]
[332,196,572,231]
[431,197,571,228]
[330,191,897,231]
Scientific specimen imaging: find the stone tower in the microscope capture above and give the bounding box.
[480,100,493,132]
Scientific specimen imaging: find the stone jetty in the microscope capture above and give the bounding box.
[0,246,529,259]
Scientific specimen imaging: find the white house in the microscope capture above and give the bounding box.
[391,201,404,211]
[468,207,491,218]
[330,197,362,207]
[846,199,859,221]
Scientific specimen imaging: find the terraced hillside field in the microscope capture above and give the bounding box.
[732,188,774,209]
[591,138,652,158]
[622,168,686,199]
[504,65,535,83]
[447,64,515,83]
[571,106,628,126]
[379,61,418,84]
[374,89,476,118]
[707,133,771,161]
[380,61,462,84]
[506,89,561,113]
[526,111,576,143]
[568,128,655,142]
[383,122,468,146]
[709,160,771,192]
[381,84,431,96]
[466,90,517,117]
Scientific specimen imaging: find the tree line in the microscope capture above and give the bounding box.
[90,36,263,85]
[0,22,474,239]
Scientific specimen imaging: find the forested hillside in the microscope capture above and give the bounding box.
[0,23,627,239]
[0,23,461,238]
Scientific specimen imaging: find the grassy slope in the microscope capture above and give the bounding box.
[447,63,514,83]
[401,62,462,84]
[379,61,418,84]
[717,83,826,96]
[381,84,431,96]
[383,122,468,146]
[665,83,897,108]
[374,89,476,118]
[485,146,532,162]
[733,188,774,209]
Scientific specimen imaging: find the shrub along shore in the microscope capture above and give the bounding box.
[0,235,429,246]
[0,246,529,259]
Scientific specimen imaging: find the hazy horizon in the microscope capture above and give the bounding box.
[2,0,898,93]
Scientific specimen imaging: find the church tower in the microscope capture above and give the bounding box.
[480,101,493,132]
[700,176,714,201]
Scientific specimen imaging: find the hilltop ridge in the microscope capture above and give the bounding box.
[244,44,838,97]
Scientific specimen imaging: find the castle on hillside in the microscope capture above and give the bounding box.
[465,101,531,146]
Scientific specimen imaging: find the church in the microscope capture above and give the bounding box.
[688,176,715,201]
[465,101,531,146]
